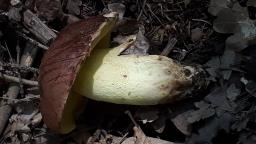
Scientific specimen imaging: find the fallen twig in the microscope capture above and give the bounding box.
[161,37,177,56]
[146,3,163,26]
[23,10,56,45]
[18,32,49,50]
[0,62,39,73]
[0,73,38,86]
[0,94,40,103]
[137,0,147,21]
[191,19,212,25]
[117,132,129,144]
[125,110,139,127]
[125,110,148,144]
[0,84,19,136]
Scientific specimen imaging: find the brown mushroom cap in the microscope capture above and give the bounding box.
[39,16,115,133]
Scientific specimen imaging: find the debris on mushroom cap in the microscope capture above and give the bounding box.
[39,15,117,133]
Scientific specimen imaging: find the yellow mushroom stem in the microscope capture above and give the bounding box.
[72,39,193,105]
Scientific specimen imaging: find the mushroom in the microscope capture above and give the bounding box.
[39,14,201,134]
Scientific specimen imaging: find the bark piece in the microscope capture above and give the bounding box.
[23,10,57,45]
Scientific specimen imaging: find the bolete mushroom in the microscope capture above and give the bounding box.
[39,14,200,134]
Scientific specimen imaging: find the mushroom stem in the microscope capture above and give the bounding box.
[39,15,204,133]
[72,40,193,105]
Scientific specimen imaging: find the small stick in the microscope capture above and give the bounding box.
[117,132,129,144]
[16,39,24,97]
[191,19,212,25]
[125,111,151,144]
[0,95,40,103]
[2,42,14,64]
[137,0,147,21]
[125,110,139,127]
[161,37,177,56]
[16,39,20,64]
[0,73,38,86]
[0,84,19,135]
[18,32,49,50]
[23,10,56,45]
[146,3,163,26]
[0,62,38,73]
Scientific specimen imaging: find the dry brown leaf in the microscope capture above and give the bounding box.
[133,127,148,144]
[187,112,234,144]
[108,3,126,20]
[121,29,149,55]
[171,101,215,135]
[171,112,192,135]
[205,87,235,112]
[122,127,180,144]
[226,84,241,101]
[31,112,42,126]
[122,137,180,144]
